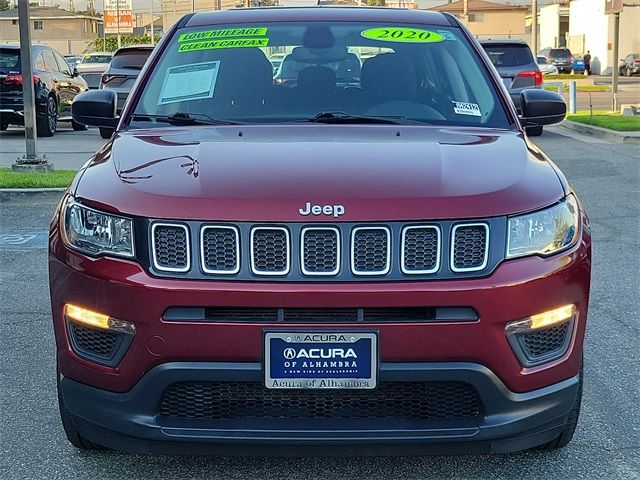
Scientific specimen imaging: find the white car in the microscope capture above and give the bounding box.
[76,52,113,89]
[536,56,559,75]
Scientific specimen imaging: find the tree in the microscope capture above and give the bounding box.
[0,0,10,12]
[367,0,385,5]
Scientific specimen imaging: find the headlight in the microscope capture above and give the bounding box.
[507,194,579,259]
[62,196,134,258]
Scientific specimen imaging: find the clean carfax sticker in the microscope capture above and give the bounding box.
[178,27,268,42]
[452,101,481,117]
[361,27,444,43]
[178,37,269,53]
[159,61,220,105]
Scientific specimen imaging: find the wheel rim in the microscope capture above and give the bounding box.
[48,100,57,132]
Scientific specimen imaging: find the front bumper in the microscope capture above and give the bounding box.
[59,361,580,455]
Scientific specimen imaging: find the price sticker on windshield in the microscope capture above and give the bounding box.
[361,27,445,43]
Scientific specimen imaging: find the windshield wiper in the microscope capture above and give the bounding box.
[131,112,241,126]
[307,111,406,125]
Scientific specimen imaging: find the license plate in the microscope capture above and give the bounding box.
[264,331,377,389]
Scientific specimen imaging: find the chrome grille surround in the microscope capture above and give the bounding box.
[151,223,191,273]
[450,223,489,273]
[200,225,240,275]
[250,227,290,276]
[401,225,441,275]
[300,227,341,276]
[350,226,391,276]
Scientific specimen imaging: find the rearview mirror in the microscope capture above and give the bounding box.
[519,89,566,128]
[72,89,118,128]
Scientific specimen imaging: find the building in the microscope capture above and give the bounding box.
[0,6,103,55]
[430,0,529,42]
[537,1,570,50]
[161,0,244,31]
[567,0,640,74]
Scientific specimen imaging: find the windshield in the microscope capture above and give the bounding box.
[0,49,20,74]
[111,49,153,69]
[132,22,510,128]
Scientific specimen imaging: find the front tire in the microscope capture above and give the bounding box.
[625,67,632,77]
[537,364,583,450]
[57,368,105,451]
[36,96,58,137]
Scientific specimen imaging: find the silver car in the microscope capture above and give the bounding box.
[77,52,113,89]
[98,45,154,138]
[536,56,559,75]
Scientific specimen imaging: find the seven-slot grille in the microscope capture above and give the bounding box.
[149,222,491,278]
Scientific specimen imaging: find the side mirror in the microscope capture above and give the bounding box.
[519,89,566,128]
[72,89,118,128]
[72,66,79,77]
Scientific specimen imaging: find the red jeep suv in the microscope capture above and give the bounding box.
[50,7,590,455]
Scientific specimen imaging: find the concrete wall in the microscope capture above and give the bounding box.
[569,0,640,75]
[0,17,101,43]
[540,4,561,50]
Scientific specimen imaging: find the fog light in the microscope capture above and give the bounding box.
[64,304,135,335]
[505,304,575,334]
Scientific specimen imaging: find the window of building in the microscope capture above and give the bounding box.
[34,20,43,30]
[468,13,485,22]
[12,20,18,25]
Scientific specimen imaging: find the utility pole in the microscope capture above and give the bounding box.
[531,0,538,55]
[116,0,121,49]
[150,0,155,45]
[611,12,620,111]
[13,0,50,172]
[462,0,468,25]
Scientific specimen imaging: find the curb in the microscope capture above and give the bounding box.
[562,121,640,144]
[0,188,65,203]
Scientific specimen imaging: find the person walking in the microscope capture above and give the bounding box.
[583,51,591,76]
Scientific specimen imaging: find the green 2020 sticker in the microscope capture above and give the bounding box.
[361,27,444,43]
[178,27,268,43]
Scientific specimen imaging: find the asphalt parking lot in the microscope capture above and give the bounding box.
[1,128,639,479]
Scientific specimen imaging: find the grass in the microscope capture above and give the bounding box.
[0,167,76,188]
[543,85,610,92]
[565,112,640,131]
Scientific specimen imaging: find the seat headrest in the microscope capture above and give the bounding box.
[361,53,417,102]
[298,66,336,92]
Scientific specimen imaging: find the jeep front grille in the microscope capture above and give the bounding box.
[146,220,500,281]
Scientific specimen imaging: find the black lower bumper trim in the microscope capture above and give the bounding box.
[60,361,579,455]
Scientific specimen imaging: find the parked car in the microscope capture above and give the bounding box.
[619,53,640,76]
[63,55,83,70]
[536,55,559,75]
[538,47,573,74]
[62,8,586,456]
[0,45,88,136]
[571,55,585,74]
[98,45,154,139]
[77,52,112,89]
[481,40,544,135]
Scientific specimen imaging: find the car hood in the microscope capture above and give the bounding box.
[74,125,565,222]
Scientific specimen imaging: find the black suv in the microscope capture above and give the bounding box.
[538,47,573,74]
[0,45,88,136]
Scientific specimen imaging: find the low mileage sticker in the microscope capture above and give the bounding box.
[361,27,445,43]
